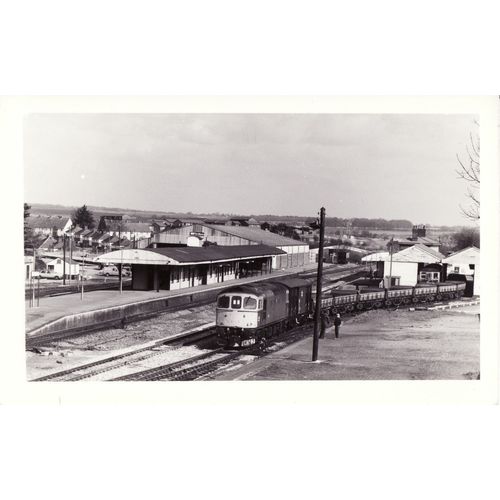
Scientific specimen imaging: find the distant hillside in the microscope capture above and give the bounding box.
[28,203,466,233]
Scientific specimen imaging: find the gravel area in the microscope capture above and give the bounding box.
[26,303,216,380]
[211,306,481,380]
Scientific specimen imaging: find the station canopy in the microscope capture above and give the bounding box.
[93,244,285,266]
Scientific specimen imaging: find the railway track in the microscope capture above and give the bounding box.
[109,349,244,381]
[110,321,317,382]
[31,326,217,382]
[25,279,132,299]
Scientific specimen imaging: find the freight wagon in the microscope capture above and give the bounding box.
[216,279,466,349]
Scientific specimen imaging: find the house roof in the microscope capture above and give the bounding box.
[204,224,306,247]
[46,257,80,265]
[27,215,71,230]
[124,222,152,232]
[390,244,444,263]
[94,244,285,266]
[38,236,58,249]
[443,245,480,261]
[396,236,440,246]
[362,251,390,262]
[416,244,445,260]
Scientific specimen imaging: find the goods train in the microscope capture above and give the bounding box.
[215,278,466,349]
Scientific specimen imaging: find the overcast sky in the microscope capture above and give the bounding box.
[24,113,477,225]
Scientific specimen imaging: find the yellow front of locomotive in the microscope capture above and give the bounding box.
[216,292,262,347]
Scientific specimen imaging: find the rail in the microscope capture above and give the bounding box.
[31,325,217,381]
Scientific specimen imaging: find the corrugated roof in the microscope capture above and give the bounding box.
[204,224,306,247]
[149,244,285,263]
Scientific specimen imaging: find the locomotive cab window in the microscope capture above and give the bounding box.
[243,297,257,309]
[217,296,230,308]
[231,296,242,309]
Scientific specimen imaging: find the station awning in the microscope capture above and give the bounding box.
[93,244,285,266]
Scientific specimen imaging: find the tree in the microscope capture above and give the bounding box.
[457,127,480,220]
[72,204,95,229]
[452,227,480,251]
[24,202,32,248]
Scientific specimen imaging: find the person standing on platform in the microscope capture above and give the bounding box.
[333,314,342,338]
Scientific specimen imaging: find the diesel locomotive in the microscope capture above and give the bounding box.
[215,278,466,349]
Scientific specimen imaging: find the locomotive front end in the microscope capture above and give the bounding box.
[216,292,262,348]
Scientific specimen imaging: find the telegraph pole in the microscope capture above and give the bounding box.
[388,237,394,289]
[69,231,73,285]
[63,233,67,285]
[312,207,325,362]
[119,222,123,294]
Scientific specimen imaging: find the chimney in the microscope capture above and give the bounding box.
[412,224,426,240]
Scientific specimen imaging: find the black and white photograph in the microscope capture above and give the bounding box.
[18,101,491,386]
[2,5,500,500]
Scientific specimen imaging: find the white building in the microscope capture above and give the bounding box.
[24,256,34,281]
[443,246,480,295]
[27,215,73,237]
[362,244,445,287]
[151,223,310,270]
[45,257,80,277]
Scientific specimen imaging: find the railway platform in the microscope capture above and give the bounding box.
[25,263,324,338]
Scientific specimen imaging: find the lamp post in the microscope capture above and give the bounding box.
[80,252,88,300]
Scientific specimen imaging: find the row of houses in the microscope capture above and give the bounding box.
[27,213,322,249]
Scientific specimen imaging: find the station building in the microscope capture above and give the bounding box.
[150,223,310,270]
[94,245,285,291]
[443,246,480,295]
[362,244,446,287]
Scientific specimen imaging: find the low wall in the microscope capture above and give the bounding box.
[26,286,222,341]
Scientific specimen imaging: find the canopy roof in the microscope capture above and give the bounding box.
[94,244,285,266]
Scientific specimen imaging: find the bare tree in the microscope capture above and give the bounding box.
[456,127,480,220]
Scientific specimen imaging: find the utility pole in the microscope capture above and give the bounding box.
[63,233,67,285]
[119,222,123,294]
[69,231,73,285]
[388,237,394,289]
[312,207,325,361]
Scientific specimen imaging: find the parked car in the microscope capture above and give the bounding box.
[97,265,131,277]
[39,271,63,280]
